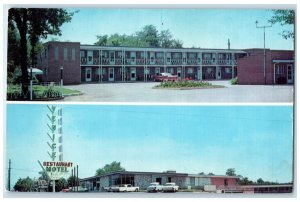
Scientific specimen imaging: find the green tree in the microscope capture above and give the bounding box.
[198,172,205,175]
[8,8,74,95]
[208,172,215,175]
[171,39,183,48]
[225,168,236,176]
[95,35,108,46]
[136,25,160,47]
[67,175,79,187]
[14,177,34,192]
[238,177,253,185]
[95,161,125,176]
[56,178,67,191]
[159,29,173,48]
[7,27,21,83]
[269,9,295,39]
[257,178,264,184]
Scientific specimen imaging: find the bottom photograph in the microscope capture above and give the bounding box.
[5,104,294,196]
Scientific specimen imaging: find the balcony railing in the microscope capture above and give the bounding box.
[80,57,237,66]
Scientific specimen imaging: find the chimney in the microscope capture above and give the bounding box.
[228,39,230,50]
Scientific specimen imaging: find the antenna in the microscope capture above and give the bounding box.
[228,39,230,50]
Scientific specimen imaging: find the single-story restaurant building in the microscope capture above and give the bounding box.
[80,170,239,191]
[36,41,294,85]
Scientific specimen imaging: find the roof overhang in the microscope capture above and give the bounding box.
[273,60,294,63]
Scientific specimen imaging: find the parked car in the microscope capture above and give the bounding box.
[162,182,179,192]
[147,182,163,192]
[104,185,119,192]
[111,184,139,192]
[154,73,179,82]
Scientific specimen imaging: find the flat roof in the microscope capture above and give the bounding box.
[81,171,239,181]
[79,44,247,54]
[241,184,293,188]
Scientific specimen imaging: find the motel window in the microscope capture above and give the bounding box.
[102,68,107,75]
[145,68,150,75]
[110,51,115,59]
[225,67,232,74]
[71,48,76,61]
[188,68,193,74]
[276,65,285,74]
[117,51,123,58]
[54,47,59,61]
[173,53,180,59]
[204,53,211,60]
[197,58,201,63]
[141,52,145,59]
[64,48,68,61]
[150,57,154,62]
[206,68,213,74]
[168,177,172,183]
[189,53,196,59]
[167,58,171,62]
[168,68,174,74]
[80,50,85,57]
[157,53,163,59]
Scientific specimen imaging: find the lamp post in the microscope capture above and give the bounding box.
[255,20,272,85]
[60,65,63,97]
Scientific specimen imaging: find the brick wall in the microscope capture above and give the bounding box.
[134,174,152,189]
[37,41,81,85]
[237,49,294,85]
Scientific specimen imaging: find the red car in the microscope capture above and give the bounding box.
[154,73,179,82]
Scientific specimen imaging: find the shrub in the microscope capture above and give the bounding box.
[277,77,287,84]
[230,77,238,85]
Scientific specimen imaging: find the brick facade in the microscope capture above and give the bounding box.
[237,49,294,85]
[38,42,294,85]
[37,41,81,85]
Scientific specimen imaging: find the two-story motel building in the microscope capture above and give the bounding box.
[37,41,294,85]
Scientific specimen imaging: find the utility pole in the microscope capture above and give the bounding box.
[77,165,79,192]
[255,20,272,85]
[8,159,11,191]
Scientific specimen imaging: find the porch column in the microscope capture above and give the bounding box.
[232,65,235,79]
[216,66,221,80]
[100,50,103,83]
[198,66,202,81]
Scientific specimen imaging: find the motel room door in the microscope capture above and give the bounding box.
[287,65,293,84]
[85,68,92,82]
[177,67,182,79]
[130,67,136,81]
[109,67,114,81]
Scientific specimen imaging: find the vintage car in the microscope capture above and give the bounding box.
[154,73,179,82]
[147,182,164,192]
[162,182,179,192]
[104,185,119,192]
[111,184,139,192]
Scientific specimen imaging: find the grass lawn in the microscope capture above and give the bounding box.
[153,80,225,89]
[7,84,82,96]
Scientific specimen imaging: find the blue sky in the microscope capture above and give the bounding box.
[5,104,293,189]
[44,8,294,50]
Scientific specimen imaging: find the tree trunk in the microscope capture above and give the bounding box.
[18,9,29,97]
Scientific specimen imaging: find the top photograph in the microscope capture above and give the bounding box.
[6,7,295,103]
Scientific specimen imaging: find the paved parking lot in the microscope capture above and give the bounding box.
[63,81,293,103]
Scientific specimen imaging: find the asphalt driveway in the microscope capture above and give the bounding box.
[62,81,293,103]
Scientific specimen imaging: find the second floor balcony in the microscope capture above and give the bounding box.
[80,57,237,66]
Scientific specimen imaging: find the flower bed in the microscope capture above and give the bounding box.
[153,80,224,89]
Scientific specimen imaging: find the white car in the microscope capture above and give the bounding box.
[111,184,139,192]
[147,182,163,192]
[162,182,179,192]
